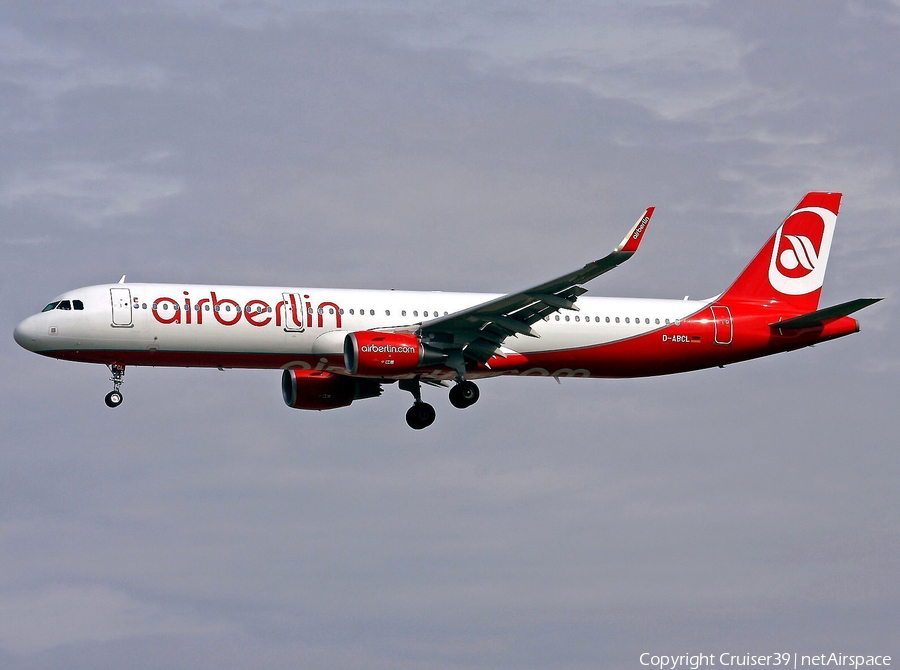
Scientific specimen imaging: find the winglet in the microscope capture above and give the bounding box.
[616,207,654,254]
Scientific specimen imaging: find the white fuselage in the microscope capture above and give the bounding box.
[16,283,707,378]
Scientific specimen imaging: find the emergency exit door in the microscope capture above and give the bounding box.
[710,305,732,345]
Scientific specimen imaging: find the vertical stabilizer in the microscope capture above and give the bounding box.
[719,192,841,313]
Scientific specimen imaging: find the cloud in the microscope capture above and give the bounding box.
[0,159,184,227]
[0,585,226,654]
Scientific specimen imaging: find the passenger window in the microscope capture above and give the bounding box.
[615,317,620,323]
[42,302,59,312]
[57,300,72,310]
[369,309,375,316]
[349,309,355,315]
[605,317,610,323]
[625,317,629,323]
[402,310,407,317]
[413,311,418,317]
[386,310,391,316]
[575,316,580,322]
[655,318,660,324]
[555,315,560,321]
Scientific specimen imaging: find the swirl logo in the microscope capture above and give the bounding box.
[768,206,836,296]
[777,234,820,277]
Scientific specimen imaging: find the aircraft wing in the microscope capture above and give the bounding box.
[417,207,654,365]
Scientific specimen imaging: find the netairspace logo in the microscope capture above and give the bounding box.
[639,653,892,670]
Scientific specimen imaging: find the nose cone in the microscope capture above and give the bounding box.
[13,315,42,352]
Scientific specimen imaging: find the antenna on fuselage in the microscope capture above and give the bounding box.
[118,275,126,284]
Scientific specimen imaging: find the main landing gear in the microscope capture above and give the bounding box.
[399,379,435,430]
[105,364,125,408]
[448,380,480,409]
[406,401,436,430]
[400,378,481,429]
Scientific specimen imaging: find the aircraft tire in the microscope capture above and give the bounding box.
[448,380,479,409]
[105,391,123,408]
[406,402,436,429]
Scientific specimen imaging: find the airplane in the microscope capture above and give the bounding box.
[13,192,881,429]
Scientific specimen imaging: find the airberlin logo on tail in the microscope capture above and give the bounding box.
[778,234,820,276]
[768,206,836,296]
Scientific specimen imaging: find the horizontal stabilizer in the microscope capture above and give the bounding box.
[771,297,882,330]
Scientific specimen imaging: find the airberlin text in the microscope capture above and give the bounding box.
[149,291,341,330]
[633,215,650,240]
[360,344,417,354]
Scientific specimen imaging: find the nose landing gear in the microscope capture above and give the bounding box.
[105,364,125,408]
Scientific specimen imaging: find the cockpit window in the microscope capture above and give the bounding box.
[57,300,72,310]
[42,302,59,312]
[73,300,84,310]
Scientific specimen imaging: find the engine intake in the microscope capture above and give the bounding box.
[344,331,443,377]
[281,369,381,410]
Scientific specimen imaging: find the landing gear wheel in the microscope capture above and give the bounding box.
[105,363,126,408]
[406,402,436,430]
[448,380,480,409]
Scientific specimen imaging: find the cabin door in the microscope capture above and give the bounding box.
[110,288,133,327]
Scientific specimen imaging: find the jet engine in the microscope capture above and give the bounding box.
[343,331,444,377]
[281,369,382,410]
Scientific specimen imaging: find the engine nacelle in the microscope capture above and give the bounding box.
[281,369,381,411]
[343,331,443,377]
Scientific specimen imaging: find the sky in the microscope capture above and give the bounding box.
[1,1,898,668]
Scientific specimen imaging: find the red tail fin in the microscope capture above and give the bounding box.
[719,192,841,313]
